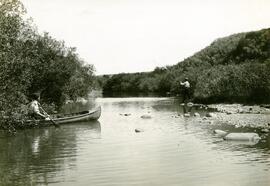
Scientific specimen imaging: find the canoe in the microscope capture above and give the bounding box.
[28,106,101,125]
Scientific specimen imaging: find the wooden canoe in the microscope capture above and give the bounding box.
[28,106,101,125]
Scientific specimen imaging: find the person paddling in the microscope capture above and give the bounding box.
[28,93,49,120]
[180,78,191,103]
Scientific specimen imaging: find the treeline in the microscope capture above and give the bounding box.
[100,28,270,103]
[0,0,95,130]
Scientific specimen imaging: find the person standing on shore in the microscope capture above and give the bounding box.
[180,78,191,103]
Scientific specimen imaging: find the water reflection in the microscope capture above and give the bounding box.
[0,121,101,185]
[1,97,270,186]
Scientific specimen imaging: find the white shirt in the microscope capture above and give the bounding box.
[180,81,190,88]
[29,100,41,114]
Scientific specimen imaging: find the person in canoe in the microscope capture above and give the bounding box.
[28,93,50,120]
[180,77,191,103]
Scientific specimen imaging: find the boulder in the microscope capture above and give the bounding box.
[224,133,260,141]
[214,129,228,137]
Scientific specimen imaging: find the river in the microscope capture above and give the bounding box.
[0,97,269,186]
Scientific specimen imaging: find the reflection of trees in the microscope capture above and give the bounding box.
[0,121,101,185]
[60,100,98,114]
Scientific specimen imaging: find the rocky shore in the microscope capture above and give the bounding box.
[206,104,270,129]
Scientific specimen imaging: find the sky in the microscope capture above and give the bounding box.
[21,0,270,75]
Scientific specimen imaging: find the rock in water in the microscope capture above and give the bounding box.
[194,112,200,117]
[184,113,190,117]
[141,114,151,119]
[187,102,193,107]
[224,133,260,141]
[135,128,144,133]
[214,129,228,137]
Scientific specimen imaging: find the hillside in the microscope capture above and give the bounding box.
[100,28,270,103]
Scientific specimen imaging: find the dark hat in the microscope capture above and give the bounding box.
[31,92,40,100]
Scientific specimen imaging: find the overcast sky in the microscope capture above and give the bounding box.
[21,0,270,75]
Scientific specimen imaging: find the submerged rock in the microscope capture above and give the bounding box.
[141,114,151,119]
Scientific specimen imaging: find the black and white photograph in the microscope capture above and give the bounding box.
[0,0,270,185]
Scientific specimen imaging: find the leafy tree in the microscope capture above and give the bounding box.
[0,0,95,130]
[100,28,270,103]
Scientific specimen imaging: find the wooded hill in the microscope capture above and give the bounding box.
[99,28,270,103]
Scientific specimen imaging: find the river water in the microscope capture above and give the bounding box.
[0,97,269,186]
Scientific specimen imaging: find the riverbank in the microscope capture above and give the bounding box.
[206,104,270,129]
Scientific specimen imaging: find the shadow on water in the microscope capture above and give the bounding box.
[152,98,215,117]
[0,120,101,186]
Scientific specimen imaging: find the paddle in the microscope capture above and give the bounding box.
[39,104,59,128]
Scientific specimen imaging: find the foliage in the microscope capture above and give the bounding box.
[101,28,270,103]
[0,0,95,130]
